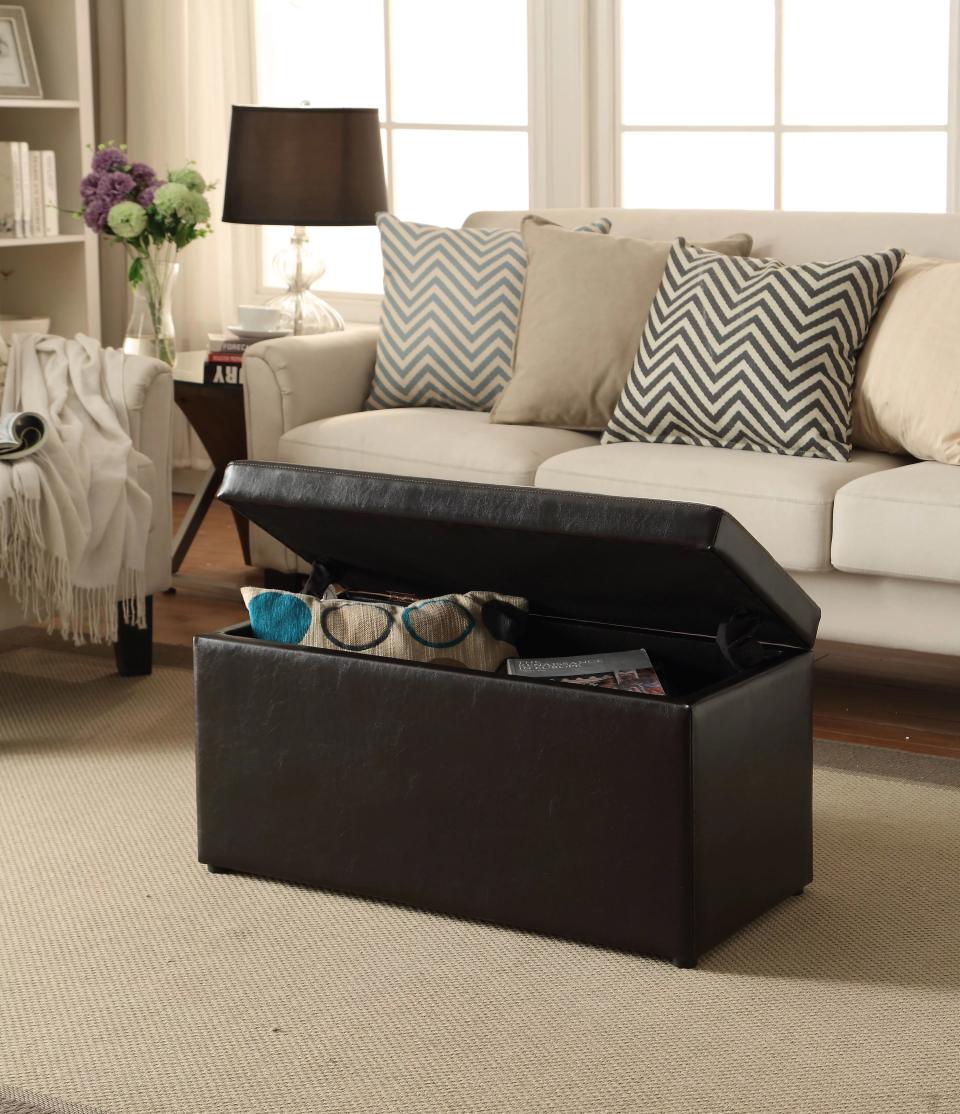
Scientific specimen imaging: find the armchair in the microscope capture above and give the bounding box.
[0,353,173,675]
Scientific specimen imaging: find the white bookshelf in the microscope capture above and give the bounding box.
[0,0,99,338]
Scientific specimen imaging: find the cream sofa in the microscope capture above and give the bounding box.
[0,354,173,670]
[243,208,960,657]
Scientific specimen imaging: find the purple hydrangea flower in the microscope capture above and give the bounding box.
[128,161,157,185]
[83,196,110,233]
[137,182,160,208]
[91,146,127,174]
[95,170,136,206]
[79,172,101,203]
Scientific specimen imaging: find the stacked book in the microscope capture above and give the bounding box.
[204,334,252,386]
[0,143,58,239]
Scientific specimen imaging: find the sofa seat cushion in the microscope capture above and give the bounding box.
[832,462,960,584]
[535,442,903,572]
[278,408,599,486]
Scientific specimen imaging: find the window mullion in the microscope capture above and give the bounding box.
[383,0,395,209]
[774,0,783,210]
[531,0,591,208]
[948,0,960,211]
[588,0,619,207]
[527,0,548,207]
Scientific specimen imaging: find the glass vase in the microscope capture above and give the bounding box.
[123,254,179,368]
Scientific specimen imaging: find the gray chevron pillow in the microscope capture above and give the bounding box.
[367,213,611,412]
[603,239,904,462]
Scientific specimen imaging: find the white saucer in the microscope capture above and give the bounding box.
[226,325,293,341]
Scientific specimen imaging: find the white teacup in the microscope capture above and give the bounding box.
[236,304,283,332]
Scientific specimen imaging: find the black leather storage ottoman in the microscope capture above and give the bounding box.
[195,462,819,968]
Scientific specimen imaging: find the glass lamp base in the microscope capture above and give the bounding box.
[268,290,345,336]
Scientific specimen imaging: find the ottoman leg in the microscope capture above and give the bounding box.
[671,955,698,969]
[206,864,231,874]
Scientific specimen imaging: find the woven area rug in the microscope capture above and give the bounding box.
[1,634,958,1114]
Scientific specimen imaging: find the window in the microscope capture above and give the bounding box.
[618,0,952,213]
[249,0,960,305]
[253,0,530,296]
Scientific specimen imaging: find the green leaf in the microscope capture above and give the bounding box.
[174,222,194,250]
[128,256,144,287]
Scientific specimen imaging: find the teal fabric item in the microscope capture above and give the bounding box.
[246,590,312,644]
[367,213,612,412]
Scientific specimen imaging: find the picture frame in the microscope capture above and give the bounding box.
[0,6,41,99]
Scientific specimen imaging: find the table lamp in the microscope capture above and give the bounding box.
[222,105,388,334]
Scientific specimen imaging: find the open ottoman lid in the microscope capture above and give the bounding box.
[219,462,820,649]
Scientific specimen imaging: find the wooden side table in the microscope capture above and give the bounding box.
[172,351,250,573]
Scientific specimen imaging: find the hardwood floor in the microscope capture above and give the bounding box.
[160,494,960,759]
[812,642,960,759]
[155,496,251,647]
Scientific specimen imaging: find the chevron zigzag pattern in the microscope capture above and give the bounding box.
[368,214,611,411]
[603,239,904,462]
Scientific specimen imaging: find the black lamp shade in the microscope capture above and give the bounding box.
[222,106,388,226]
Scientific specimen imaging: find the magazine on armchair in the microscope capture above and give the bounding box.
[0,410,46,460]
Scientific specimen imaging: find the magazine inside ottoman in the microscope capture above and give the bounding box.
[518,611,798,697]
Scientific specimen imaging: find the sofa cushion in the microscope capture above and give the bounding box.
[367,213,611,413]
[535,442,903,572]
[832,462,960,584]
[490,218,752,432]
[603,239,904,462]
[853,255,960,464]
[278,409,599,486]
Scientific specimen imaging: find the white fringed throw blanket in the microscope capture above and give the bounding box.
[0,334,152,643]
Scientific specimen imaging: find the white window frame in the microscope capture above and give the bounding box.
[602,0,960,213]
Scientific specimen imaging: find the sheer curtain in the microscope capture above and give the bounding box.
[94,0,255,471]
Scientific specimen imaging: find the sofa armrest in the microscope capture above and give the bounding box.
[123,355,173,595]
[243,325,378,464]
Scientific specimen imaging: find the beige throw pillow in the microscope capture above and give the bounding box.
[853,254,960,464]
[490,217,753,432]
